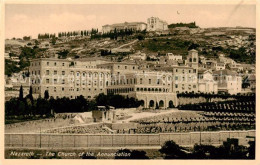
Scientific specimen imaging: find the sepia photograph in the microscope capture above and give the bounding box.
[2,0,258,162]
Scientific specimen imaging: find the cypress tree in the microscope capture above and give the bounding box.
[19,85,23,100]
[44,90,49,100]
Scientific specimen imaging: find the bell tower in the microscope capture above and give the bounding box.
[187,49,199,72]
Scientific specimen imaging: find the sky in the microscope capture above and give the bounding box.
[5,4,256,39]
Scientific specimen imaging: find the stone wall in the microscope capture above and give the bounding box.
[178,96,235,105]
[5,130,255,148]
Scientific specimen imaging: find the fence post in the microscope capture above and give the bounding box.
[219,132,221,145]
[100,135,102,147]
[112,134,113,147]
[190,132,192,146]
[87,135,89,147]
[158,134,160,146]
[124,135,126,147]
[62,135,63,148]
[180,133,182,145]
[21,134,24,147]
[74,135,76,148]
[48,134,50,147]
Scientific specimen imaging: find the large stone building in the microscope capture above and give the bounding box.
[147,17,168,31]
[29,58,111,99]
[29,57,178,109]
[102,22,147,33]
[29,49,222,109]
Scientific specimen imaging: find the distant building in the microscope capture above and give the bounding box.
[102,22,147,33]
[198,70,218,93]
[213,69,242,94]
[166,53,182,61]
[147,17,168,31]
[5,53,10,59]
[172,66,198,94]
[247,74,256,91]
[159,53,183,66]
[129,52,147,61]
[211,61,225,71]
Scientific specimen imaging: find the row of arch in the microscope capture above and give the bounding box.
[140,100,175,108]
[71,71,111,78]
[136,87,170,93]
[107,88,135,94]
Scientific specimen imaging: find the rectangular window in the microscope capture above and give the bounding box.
[175,84,178,88]
[62,79,65,84]
[140,78,143,84]
[54,87,56,92]
[62,71,65,75]
[54,79,57,84]
[46,70,49,75]
[54,70,57,75]
[46,79,49,84]
[149,79,151,84]
[54,62,57,66]
[47,62,49,66]
[175,76,178,80]
[62,63,65,66]
[125,66,127,69]
[62,87,64,91]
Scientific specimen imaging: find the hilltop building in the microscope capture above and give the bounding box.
[147,17,168,31]
[102,22,147,33]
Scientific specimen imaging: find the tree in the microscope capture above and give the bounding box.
[19,85,24,100]
[57,49,69,59]
[188,43,199,50]
[44,90,49,100]
[81,153,96,159]
[159,140,187,159]
[247,141,255,159]
[35,40,39,46]
[114,149,149,159]
[27,86,33,102]
[130,150,149,159]
[114,149,132,159]
[51,37,57,45]
[137,34,145,40]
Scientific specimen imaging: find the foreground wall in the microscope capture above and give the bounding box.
[5,130,255,148]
